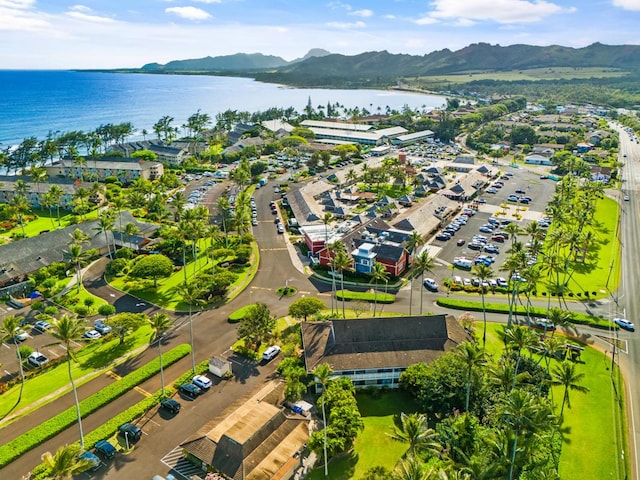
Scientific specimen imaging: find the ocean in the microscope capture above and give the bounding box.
[0,70,445,147]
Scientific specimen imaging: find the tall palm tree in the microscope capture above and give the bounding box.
[66,243,87,293]
[148,313,174,396]
[503,326,537,390]
[123,222,139,250]
[389,412,440,458]
[457,342,487,411]
[333,249,352,319]
[10,194,30,237]
[174,282,203,373]
[94,210,115,259]
[370,261,390,317]
[41,444,94,480]
[50,315,87,448]
[472,263,494,348]
[413,251,434,315]
[551,361,589,419]
[30,165,48,195]
[326,241,342,314]
[547,307,572,336]
[47,184,65,225]
[0,315,26,403]
[405,232,423,316]
[393,456,434,480]
[171,190,187,222]
[311,362,333,477]
[110,195,127,234]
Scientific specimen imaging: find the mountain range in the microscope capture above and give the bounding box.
[135,43,640,89]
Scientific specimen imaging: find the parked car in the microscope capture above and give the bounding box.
[83,329,101,339]
[476,198,487,204]
[491,235,505,243]
[423,278,438,292]
[95,439,117,459]
[79,450,103,472]
[192,374,212,390]
[94,319,112,334]
[160,397,181,414]
[13,328,28,342]
[484,244,500,254]
[468,242,483,251]
[479,226,493,234]
[533,319,556,331]
[614,317,635,331]
[496,277,508,287]
[507,194,519,202]
[277,224,285,234]
[262,345,281,361]
[179,383,202,398]
[436,233,451,241]
[118,423,142,443]
[456,239,466,246]
[33,320,51,332]
[27,352,49,367]
[624,195,630,201]
[486,187,498,194]
[515,189,526,194]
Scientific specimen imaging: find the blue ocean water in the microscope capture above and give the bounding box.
[0,70,445,147]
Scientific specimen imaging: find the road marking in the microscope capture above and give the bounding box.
[260,247,288,251]
[133,386,152,397]
[106,371,121,380]
[251,286,272,291]
[1,343,9,350]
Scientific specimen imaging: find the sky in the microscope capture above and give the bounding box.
[1,0,640,69]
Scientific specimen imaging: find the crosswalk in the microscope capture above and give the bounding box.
[161,446,206,480]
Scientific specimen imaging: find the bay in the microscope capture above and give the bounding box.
[0,71,445,147]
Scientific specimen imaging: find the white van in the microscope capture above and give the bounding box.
[262,345,281,361]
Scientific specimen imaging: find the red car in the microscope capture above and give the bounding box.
[457,239,466,246]
[491,235,505,243]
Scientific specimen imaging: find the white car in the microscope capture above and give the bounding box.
[613,318,635,331]
[27,352,49,367]
[423,278,438,292]
[34,320,51,332]
[83,329,102,339]
[14,328,28,342]
[94,320,112,334]
[192,374,212,390]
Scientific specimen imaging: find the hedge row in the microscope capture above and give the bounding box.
[0,344,191,468]
[30,388,173,480]
[335,290,395,304]
[436,298,613,330]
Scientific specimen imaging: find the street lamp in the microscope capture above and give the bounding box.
[124,430,130,450]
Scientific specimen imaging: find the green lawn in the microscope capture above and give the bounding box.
[480,322,627,478]
[1,208,100,239]
[0,324,152,424]
[307,390,419,479]
[540,196,620,298]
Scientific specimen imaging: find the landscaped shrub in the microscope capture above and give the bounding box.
[106,257,129,275]
[228,303,257,323]
[83,297,95,308]
[43,306,58,316]
[30,300,44,311]
[0,344,191,468]
[335,290,395,304]
[73,305,89,316]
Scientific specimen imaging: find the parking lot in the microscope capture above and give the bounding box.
[427,165,556,287]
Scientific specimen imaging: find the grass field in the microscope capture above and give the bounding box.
[0,208,100,239]
[0,324,152,424]
[407,66,628,87]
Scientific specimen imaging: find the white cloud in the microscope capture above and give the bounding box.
[66,5,114,23]
[384,14,396,20]
[192,0,221,3]
[326,20,366,29]
[351,9,373,17]
[427,0,575,24]
[612,0,640,10]
[165,6,211,20]
[0,0,34,7]
[414,16,438,25]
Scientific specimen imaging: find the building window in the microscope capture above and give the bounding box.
[361,259,370,267]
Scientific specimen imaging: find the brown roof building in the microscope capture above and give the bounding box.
[301,314,469,389]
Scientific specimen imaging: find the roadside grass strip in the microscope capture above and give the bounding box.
[335,289,395,304]
[0,344,190,468]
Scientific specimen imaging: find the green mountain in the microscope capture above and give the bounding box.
[141,52,289,72]
[251,43,640,86]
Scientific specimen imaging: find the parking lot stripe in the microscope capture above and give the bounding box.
[106,371,121,380]
[133,386,152,397]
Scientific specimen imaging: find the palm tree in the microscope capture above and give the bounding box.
[472,263,494,348]
[311,362,333,477]
[413,251,434,315]
[503,222,521,248]
[389,412,440,458]
[30,165,48,195]
[0,315,26,403]
[393,456,434,480]
[148,313,174,396]
[326,241,342,314]
[124,222,139,250]
[370,262,390,317]
[50,315,87,448]
[547,307,572,336]
[174,282,203,373]
[551,361,589,419]
[66,243,87,293]
[94,210,115,259]
[110,195,127,234]
[503,326,537,389]
[457,342,487,411]
[333,249,352,319]
[47,184,65,225]
[41,443,94,480]
[171,190,187,222]
[10,194,30,237]
[405,231,423,316]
